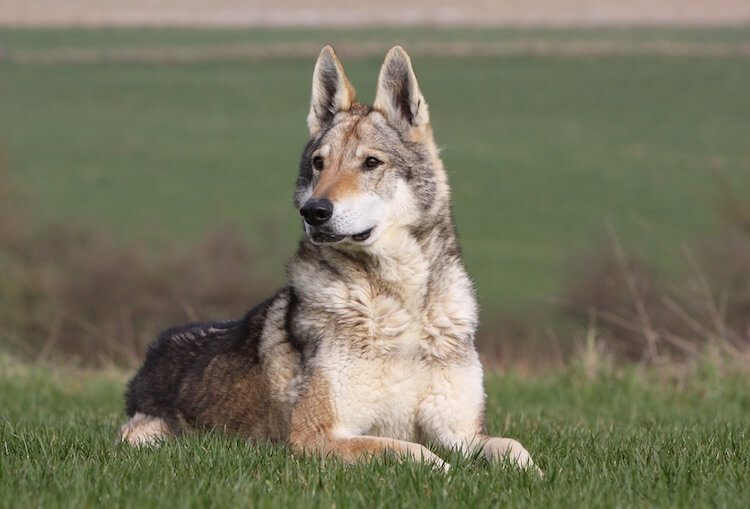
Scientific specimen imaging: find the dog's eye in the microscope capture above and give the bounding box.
[363,157,382,170]
[312,156,324,171]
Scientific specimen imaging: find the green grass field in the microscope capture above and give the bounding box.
[2,355,749,508]
[1,27,749,309]
[1,28,749,508]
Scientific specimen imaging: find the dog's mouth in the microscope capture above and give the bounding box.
[310,227,374,244]
[351,228,374,242]
[311,230,345,243]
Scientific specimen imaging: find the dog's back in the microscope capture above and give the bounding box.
[122,291,299,444]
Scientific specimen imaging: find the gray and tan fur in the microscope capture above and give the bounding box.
[121,46,539,473]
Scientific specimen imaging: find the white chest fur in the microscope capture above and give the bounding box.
[319,345,485,443]
[325,230,478,360]
[311,235,480,441]
[291,228,481,440]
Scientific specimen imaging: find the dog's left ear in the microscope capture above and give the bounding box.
[373,46,430,137]
[307,46,357,137]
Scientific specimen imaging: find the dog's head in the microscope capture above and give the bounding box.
[295,46,448,248]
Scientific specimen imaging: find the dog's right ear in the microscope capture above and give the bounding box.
[307,46,357,137]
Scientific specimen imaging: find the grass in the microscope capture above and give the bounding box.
[1,28,749,309]
[1,28,748,507]
[2,354,749,508]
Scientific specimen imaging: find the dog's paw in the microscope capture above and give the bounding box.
[119,413,170,446]
[436,459,451,473]
[486,438,543,477]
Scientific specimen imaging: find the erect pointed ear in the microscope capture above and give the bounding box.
[307,46,357,137]
[373,46,429,135]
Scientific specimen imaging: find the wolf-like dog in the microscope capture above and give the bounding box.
[121,46,538,472]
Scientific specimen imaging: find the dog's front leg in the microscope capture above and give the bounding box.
[288,374,448,470]
[426,418,540,474]
[419,362,541,474]
[291,432,449,471]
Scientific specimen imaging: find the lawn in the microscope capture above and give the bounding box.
[2,355,749,508]
[1,27,749,507]
[1,27,749,508]
[1,28,749,310]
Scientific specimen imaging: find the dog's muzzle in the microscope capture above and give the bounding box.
[301,198,374,244]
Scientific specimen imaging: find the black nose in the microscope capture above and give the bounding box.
[300,198,333,226]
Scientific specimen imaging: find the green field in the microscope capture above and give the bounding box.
[1,28,749,309]
[2,355,749,508]
[0,27,750,508]
[1,28,749,508]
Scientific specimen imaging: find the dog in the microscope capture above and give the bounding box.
[120,46,539,473]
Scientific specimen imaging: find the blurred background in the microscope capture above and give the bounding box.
[0,1,748,370]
